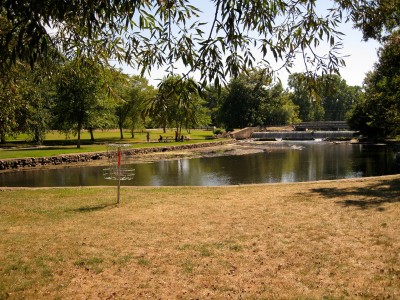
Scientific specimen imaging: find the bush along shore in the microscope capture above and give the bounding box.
[0,140,233,171]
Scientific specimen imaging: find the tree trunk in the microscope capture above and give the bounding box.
[179,123,183,141]
[131,129,134,139]
[89,128,94,142]
[0,133,5,144]
[177,119,183,140]
[119,123,124,139]
[77,128,81,148]
[34,129,42,145]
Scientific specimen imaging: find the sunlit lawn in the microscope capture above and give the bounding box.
[0,129,218,159]
[1,175,399,299]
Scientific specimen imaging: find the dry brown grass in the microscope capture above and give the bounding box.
[1,175,400,299]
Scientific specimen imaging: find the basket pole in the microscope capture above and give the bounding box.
[103,144,134,208]
[117,146,121,207]
[117,178,121,207]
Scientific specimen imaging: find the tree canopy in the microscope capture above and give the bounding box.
[336,0,400,41]
[348,30,400,137]
[3,0,397,84]
[147,75,210,136]
[52,59,115,148]
[217,70,299,130]
[114,75,156,139]
[288,73,361,122]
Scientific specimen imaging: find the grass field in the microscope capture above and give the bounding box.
[1,175,399,299]
[0,129,218,159]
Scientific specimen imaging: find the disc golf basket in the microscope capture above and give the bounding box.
[103,144,135,206]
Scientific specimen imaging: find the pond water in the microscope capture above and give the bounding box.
[0,142,398,187]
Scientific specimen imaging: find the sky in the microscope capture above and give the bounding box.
[280,20,380,87]
[118,0,381,88]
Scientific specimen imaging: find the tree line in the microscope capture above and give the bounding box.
[0,53,388,148]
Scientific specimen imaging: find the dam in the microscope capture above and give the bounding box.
[251,130,357,141]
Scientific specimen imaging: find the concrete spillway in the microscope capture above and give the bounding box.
[251,131,356,141]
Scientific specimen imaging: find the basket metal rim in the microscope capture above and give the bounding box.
[103,167,135,181]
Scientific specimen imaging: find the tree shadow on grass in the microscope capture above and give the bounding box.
[67,202,117,213]
[310,177,400,210]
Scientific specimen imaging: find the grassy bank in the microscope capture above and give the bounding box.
[1,175,399,299]
[0,129,218,159]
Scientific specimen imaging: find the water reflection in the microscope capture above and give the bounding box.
[0,142,397,187]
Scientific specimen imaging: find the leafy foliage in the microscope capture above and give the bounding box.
[0,65,24,143]
[217,70,299,130]
[318,75,362,121]
[348,31,400,137]
[113,75,156,139]
[0,63,54,144]
[217,73,264,130]
[1,0,399,142]
[0,0,354,85]
[52,58,116,148]
[18,69,54,144]
[202,85,225,127]
[147,75,210,136]
[288,73,324,121]
[288,73,361,122]
[336,0,400,41]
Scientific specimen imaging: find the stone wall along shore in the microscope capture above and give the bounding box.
[0,141,233,171]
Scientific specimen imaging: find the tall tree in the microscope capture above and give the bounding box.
[18,70,54,144]
[114,75,155,139]
[348,30,400,137]
[287,73,324,122]
[288,73,360,122]
[147,75,209,137]
[52,59,115,148]
[218,73,265,130]
[202,85,227,128]
[263,83,300,126]
[0,62,55,144]
[112,73,135,139]
[318,75,362,121]
[146,77,174,133]
[218,70,299,130]
[0,66,24,144]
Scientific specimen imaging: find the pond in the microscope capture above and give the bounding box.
[0,142,398,187]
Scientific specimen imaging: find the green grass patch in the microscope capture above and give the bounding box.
[137,257,151,267]
[0,145,107,159]
[74,257,104,273]
[112,255,133,266]
[181,259,195,274]
[0,129,217,159]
